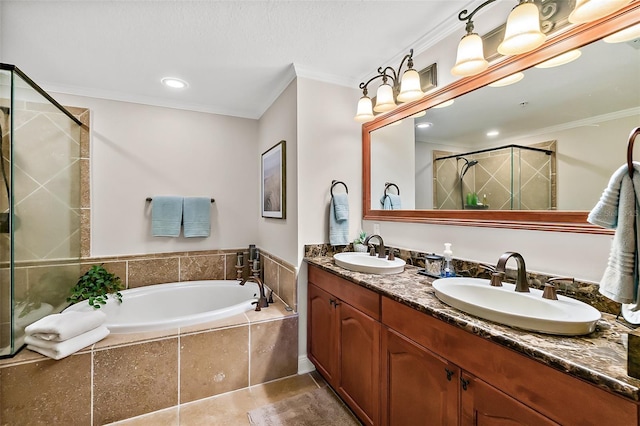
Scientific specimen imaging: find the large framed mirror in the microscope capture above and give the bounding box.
[363,3,639,234]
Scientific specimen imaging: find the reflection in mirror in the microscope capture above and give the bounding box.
[369,32,640,213]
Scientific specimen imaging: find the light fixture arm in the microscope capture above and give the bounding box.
[358,49,415,92]
[458,0,498,33]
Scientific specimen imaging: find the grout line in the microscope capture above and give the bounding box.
[177,334,181,423]
[247,319,252,387]
[90,347,95,426]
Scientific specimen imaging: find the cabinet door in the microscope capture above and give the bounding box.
[381,328,459,426]
[338,301,381,426]
[308,283,338,385]
[461,373,559,426]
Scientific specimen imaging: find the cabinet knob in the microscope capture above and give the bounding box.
[329,299,335,306]
[445,368,454,381]
[460,377,470,391]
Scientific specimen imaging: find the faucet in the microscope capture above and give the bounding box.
[495,252,529,292]
[364,234,386,258]
[238,276,270,311]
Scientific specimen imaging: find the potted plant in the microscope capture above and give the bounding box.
[68,264,124,309]
[353,230,369,252]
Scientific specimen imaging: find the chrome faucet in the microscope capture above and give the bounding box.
[364,234,386,258]
[495,252,529,292]
[238,276,270,311]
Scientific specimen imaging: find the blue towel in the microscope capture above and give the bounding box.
[329,194,349,246]
[380,194,402,210]
[151,196,183,237]
[183,197,211,238]
[588,162,640,305]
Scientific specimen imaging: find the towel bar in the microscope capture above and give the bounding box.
[628,127,639,178]
[330,180,348,197]
[146,197,215,203]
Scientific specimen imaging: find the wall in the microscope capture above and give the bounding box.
[53,93,259,257]
[257,80,298,266]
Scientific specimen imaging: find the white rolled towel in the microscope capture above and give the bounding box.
[24,310,106,342]
[26,325,110,360]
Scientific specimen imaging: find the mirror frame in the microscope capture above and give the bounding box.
[363,3,640,235]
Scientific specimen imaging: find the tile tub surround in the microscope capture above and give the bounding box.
[304,243,620,315]
[0,295,298,425]
[305,255,640,402]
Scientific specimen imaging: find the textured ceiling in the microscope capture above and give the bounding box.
[0,1,476,119]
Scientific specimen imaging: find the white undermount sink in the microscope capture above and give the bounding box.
[432,277,601,336]
[333,252,405,275]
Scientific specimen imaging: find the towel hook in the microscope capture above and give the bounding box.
[384,182,400,196]
[628,127,640,178]
[330,180,348,197]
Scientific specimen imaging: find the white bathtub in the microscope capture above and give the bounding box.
[64,280,261,333]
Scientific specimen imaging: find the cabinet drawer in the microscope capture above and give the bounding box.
[382,296,639,426]
[308,265,380,320]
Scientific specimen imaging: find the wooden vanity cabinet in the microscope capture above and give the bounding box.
[307,266,381,426]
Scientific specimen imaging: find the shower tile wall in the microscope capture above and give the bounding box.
[433,141,556,210]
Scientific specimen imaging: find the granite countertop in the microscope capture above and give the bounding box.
[305,256,640,402]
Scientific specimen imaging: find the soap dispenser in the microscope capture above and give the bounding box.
[442,243,456,278]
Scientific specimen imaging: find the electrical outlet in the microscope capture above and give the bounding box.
[373,223,380,234]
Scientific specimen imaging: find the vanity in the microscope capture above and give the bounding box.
[306,257,640,425]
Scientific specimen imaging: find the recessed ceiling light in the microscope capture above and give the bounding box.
[416,122,433,129]
[487,130,500,137]
[161,77,189,89]
[534,50,582,68]
[433,99,455,109]
[488,72,524,88]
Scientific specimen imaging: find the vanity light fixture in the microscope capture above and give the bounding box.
[534,49,582,68]
[497,1,546,56]
[433,99,455,109]
[354,49,424,122]
[161,77,189,89]
[568,0,631,24]
[603,22,640,43]
[488,72,524,87]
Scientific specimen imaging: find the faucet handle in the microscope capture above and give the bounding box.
[542,277,574,300]
[387,247,400,261]
[369,246,376,257]
[479,263,497,274]
[268,289,274,304]
[490,271,505,287]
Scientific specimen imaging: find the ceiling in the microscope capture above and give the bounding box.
[0,0,478,119]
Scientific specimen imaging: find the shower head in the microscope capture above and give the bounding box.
[459,157,478,179]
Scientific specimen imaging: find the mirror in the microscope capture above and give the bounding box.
[363,4,640,233]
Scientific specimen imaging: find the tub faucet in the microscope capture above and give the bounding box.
[495,252,529,292]
[238,276,270,311]
[364,234,386,258]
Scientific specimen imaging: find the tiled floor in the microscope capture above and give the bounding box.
[108,371,353,426]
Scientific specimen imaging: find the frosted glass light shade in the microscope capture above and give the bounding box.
[397,69,424,103]
[488,72,524,87]
[534,49,581,68]
[354,96,374,122]
[451,33,489,77]
[497,2,546,56]
[373,83,397,112]
[604,23,640,43]
[569,0,630,24]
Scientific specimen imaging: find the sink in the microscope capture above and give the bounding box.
[333,252,405,275]
[432,277,601,335]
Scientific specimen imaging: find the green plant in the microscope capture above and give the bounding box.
[354,230,368,245]
[68,264,124,309]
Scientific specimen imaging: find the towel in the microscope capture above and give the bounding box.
[25,310,106,342]
[183,197,211,238]
[380,194,402,210]
[588,162,640,305]
[26,325,110,360]
[151,196,183,237]
[329,194,349,246]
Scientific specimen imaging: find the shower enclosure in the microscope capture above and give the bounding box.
[433,143,556,210]
[0,64,83,357]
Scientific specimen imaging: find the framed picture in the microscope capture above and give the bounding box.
[261,140,286,219]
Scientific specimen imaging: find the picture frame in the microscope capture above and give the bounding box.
[261,140,286,219]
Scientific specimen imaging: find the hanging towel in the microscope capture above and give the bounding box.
[588,162,640,305]
[26,325,110,360]
[183,197,211,238]
[380,194,402,210]
[25,310,106,342]
[151,196,183,237]
[329,193,349,246]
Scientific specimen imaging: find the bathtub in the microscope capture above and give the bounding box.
[64,280,261,333]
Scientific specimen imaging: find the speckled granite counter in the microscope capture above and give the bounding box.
[305,256,640,402]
